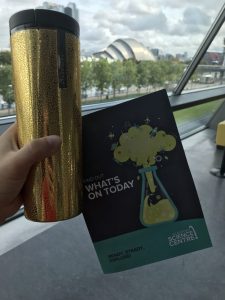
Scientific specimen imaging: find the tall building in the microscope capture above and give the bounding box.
[67,2,79,21]
[37,2,79,22]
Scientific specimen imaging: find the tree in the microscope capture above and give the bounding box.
[146,61,164,90]
[172,62,185,82]
[4,85,14,113]
[0,51,11,65]
[0,65,13,102]
[93,59,111,99]
[110,61,123,98]
[81,60,93,98]
[157,61,185,86]
[122,59,136,94]
[136,61,149,92]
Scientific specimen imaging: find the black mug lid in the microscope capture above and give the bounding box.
[9,9,79,36]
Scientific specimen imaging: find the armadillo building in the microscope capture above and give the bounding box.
[93,38,156,61]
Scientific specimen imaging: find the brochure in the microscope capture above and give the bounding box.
[82,89,212,273]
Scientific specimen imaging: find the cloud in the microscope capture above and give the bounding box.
[89,1,224,56]
[121,12,168,32]
[80,22,115,54]
[183,7,211,26]
[170,7,211,36]
[0,0,224,57]
[126,1,161,15]
[125,0,224,12]
[0,0,43,48]
[94,6,168,34]
[81,27,111,45]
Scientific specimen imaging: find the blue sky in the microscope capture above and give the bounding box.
[0,0,225,57]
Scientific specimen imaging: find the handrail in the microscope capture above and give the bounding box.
[82,86,225,115]
[170,86,225,111]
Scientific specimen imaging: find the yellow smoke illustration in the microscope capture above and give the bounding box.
[114,125,176,166]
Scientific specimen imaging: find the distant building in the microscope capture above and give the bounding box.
[37,1,79,22]
[37,2,64,13]
[93,38,156,62]
[164,53,175,61]
[175,52,188,62]
[201,51,224,65]
[67,2,79,22]
[148,49,179,61]
[150,48,160,58]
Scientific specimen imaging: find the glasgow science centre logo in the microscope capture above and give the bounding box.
[168,226,198,247]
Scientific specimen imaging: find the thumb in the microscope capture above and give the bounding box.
[14,135,62,169]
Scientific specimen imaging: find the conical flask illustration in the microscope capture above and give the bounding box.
[113,124,178,227]
[139,166,178,226]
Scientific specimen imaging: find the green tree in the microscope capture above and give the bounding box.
[122,59,136,94]
[110,61,123,98]
[0,65,13,102]
[93,59,111,99]
[158,61,185,86]
[4,85,14,113]
[0,51,11,65]
[136,61,149,92]
[172,62,185,82]
[81,60,93,99]
[146,61,164,89]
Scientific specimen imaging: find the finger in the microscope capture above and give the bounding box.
[13,135,62,170]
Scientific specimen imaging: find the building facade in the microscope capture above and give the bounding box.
[37,1,79,22]
[93,38,156,62]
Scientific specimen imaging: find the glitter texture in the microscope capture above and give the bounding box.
[11,29,82,222]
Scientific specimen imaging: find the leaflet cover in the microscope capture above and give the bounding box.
[82,89,212,273]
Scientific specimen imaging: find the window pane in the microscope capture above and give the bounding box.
[79,0,225,104]
[174,99,224,135]
[0,1,224,112]
[184,23,225,92]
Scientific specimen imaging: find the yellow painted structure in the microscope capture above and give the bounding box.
[216,121,225,147]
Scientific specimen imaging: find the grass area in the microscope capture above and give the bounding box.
[83,92,224,126]
[173,99,224,124]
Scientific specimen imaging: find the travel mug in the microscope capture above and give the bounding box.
[9,9,82,222]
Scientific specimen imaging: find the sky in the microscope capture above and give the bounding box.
[0,0,225,57]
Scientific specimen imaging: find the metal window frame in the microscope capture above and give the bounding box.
[173,3,225,95]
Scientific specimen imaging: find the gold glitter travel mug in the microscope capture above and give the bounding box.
[9,9,82,222]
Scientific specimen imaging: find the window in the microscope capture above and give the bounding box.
[174,99,225,136]
[1,1,225,221]
[0,1,225,119]
[184,23,225,91]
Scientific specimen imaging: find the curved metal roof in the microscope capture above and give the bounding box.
[115,39,136,59]
[93,38,156,61]
[107,45,124,61]
[111,41,132,60]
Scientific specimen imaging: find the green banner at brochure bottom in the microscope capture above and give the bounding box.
[94,219,212,273]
